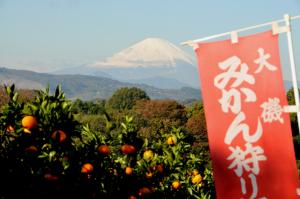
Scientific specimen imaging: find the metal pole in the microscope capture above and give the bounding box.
[284,14,300,136]
[181,15,300,45]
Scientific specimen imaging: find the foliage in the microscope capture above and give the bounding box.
[286,87,300,136]
[74,113,108,132]
[0,84,80,198]
[71,99,106,115]
[106,87,150,110]
[286,88,300,164]
[185,102,207,142]
[134,99,186,123]
[72,116,215,198]
[133,99,187,140]
[0,85,36,109]
[0,85,214,199]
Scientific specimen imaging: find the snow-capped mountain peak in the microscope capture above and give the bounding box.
[90,38,195,68]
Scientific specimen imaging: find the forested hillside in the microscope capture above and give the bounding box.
[0,67,201,101]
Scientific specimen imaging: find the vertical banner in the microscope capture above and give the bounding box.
[194,30,299,198]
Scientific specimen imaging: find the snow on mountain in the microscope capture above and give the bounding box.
[54,37,200,89]
[90,38,195,68]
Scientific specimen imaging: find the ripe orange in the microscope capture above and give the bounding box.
[192,169,199,176]
[125,167,133,175]
[155,164,164,173]
[98,145,110,155]
[44,173,59,181]
[22,116,37,130]
[81,163,94,173]
[51,130,67,143]
[145,171,153,179]
[143,150,153,161]
[192,174,202,184]
[6,125,15,133]
[25,145,38,153]
[121,144,136,154]
[138,187,152,196]
[166,136,176,145]
[172,180,181,189]
[128,195,137,199]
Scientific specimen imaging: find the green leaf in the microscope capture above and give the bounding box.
[38,152,49,159]
[62,102,69,110]
[63,159,70,170]
[121,122,127,130]
[42,143,52,150]
[5,85,11,96]
[49,151,56,161]
[188,187,193,195]
[12,93,19,102]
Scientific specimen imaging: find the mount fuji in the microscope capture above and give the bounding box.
[55,38,200,89]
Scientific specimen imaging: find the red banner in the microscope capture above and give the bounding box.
[194,30,299,198]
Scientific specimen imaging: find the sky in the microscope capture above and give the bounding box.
[0,0,300,80]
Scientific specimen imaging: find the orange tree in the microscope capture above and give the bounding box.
[0,85,80,198]
[0,85,215,199]
[73,115,215,198]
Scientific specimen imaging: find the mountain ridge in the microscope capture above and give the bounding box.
[0,67,201,101]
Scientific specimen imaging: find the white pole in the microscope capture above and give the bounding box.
[181,15,300,45]
[284,14,300,136]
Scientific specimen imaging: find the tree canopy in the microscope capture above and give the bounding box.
[106,87,150,110]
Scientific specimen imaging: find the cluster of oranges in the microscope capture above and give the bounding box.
[17,115,69,181]
[4,113,209,198]
[77,134,206,198]
[81,163,94,173]
[21,115,67,143]
[191,169,203,185]
[0,85,213,198]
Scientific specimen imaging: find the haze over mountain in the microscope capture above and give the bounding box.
[0,67,201,101]
[55,38,200,89]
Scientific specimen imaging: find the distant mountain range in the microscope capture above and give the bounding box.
[54,38,200,89]
[0,67,201,101]
[125,77,191,89]
[1,66,298,102]
[1,37,298,102]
